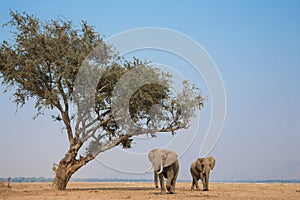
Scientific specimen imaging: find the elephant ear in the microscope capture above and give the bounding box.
[162,151,178,167]
[208,156,216,170]
[196,158,204,171]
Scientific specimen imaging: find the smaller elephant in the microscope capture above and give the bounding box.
[146,149,179,194]
[190,156,215,191]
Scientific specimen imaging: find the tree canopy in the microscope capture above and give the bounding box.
[0,11,204,190]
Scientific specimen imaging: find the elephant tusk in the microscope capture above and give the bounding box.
[145,165,154,173]
[157,164,164,174]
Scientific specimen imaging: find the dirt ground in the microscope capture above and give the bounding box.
[0,182,300,200]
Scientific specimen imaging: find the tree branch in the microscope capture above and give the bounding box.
[52,65,73,144]
[52,99,73,144]
[80,115,123,143]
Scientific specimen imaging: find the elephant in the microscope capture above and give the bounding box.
[146,149,179,194]
[190,156,215,191]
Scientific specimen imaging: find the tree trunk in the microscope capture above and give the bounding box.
[52,143,94,190]
[52,161,73,190]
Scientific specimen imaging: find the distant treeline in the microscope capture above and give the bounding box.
[0,177,153,183]
[0,177,53,183]
[224,179,300,183]
[1,177,300,183]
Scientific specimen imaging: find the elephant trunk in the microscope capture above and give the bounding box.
[154,170,158,188]
[203,171,210,191]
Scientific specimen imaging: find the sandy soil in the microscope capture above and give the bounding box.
[1,182,300,200]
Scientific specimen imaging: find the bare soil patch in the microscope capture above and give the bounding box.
[0,182,299,200]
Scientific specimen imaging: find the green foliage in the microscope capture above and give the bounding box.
[0,10,109,111]
[0,11,204,156]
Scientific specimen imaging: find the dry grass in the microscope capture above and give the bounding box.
[0,181,6,188]
[0,182,299,200]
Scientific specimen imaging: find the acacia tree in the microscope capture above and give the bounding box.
[0,11,204,190]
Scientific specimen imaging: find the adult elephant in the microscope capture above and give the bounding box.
[190,156,215,191]
[146,149,179,194]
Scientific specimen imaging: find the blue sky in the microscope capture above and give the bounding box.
[0,0,299,181]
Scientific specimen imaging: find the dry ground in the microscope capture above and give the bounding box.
[0,182,300,200]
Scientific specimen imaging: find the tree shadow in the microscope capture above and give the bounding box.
[66,186,155,191]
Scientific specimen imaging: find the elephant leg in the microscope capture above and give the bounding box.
[195,176,200,190]
[166,169,174,193]
[159,172,166,193]
[191,178,195,190]
[192,176,200,191]
[171,170,178,193]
